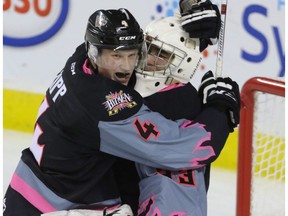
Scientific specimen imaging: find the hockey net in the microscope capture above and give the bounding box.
[236,77,285,216]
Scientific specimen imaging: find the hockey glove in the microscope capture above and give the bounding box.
[179,0,221,51]
[198,71,240,132]
[41,204,133,216]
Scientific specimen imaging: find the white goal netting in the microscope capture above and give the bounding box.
[250,91,285,215]
[237,77,285,216]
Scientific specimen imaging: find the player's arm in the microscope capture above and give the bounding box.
[194,71,240,162]
[98,106,237,171]
[98,107,219,170]
[98,72,239,171]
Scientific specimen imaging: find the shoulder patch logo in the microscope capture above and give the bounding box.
[103,90,137,116]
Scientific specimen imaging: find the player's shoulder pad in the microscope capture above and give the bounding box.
[99,79,143,121]
[95,78,143,121]
[71,74,143,122]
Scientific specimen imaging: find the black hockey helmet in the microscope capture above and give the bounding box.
[85,8,144,51]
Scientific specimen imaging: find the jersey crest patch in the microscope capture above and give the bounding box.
[103,90,137,116]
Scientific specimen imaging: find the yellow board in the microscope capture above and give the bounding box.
[3,88,239,170]
[3,89,44,133]
[212,130,238,171]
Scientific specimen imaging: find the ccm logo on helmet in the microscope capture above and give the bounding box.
[119,36,136,40]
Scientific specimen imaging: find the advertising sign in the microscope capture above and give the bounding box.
[3,0,285,92]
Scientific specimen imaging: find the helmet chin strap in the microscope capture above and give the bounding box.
[165,76,180,85]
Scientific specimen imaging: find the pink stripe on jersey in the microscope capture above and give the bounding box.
[139,195,188,216]
[180,121,216,168]
[83,59,93,75]
[159,83,185,92]
[190,132,215,167]
[10,173,56,213]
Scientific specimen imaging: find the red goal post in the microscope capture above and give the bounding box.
[236,77,285,216]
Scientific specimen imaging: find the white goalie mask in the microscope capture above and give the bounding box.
[134,16,202,97]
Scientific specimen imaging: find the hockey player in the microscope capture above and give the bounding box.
[3,7,239,216]
[135,1,239,215]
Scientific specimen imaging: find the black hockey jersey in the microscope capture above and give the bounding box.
[5,44,230,214]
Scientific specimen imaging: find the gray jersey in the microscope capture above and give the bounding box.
[99,104,228,216]
[133,83,228,215]
[99,104,222,170]
[137,166,207,215]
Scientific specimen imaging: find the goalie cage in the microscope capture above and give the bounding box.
[236,77,285,216]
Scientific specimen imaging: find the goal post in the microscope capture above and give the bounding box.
[236,77,285,216]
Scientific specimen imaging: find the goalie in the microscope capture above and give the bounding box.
[135,0,239,215]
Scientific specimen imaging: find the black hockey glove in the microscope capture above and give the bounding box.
[198,71,240,132]
[179,0,221,51]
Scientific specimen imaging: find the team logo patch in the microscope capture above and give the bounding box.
[103,91,137,116]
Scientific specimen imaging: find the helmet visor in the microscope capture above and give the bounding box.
[137,35,187,77]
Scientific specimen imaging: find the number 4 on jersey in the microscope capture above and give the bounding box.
[133,118,159,140]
